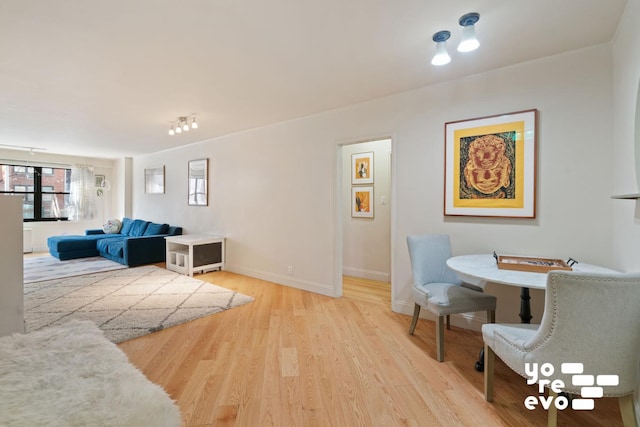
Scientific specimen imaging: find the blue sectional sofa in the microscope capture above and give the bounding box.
[47,218,182,267]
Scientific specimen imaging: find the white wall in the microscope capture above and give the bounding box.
[611,1,640,421]
[132,43,615,329]
[612,0,640,272]
[0,196,24,336]
[342,138,391,281]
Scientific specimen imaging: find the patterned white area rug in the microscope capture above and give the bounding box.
[24,255,127,284]
[24,265,254,343]
[0,319,181,427]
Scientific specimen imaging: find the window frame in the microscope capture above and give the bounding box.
[0,163,71,222]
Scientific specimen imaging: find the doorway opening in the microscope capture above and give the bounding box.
[337,138,392,304]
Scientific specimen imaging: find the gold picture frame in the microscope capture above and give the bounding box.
[444,109,537,218]
[351,151,374,184]
[352,186,374,218]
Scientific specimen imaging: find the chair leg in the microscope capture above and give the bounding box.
[409,303,420,335]
[436,315,445,362]
[619,394,638,427]
[487,310,495,323]
[446,314,450,330]
[547,389,558,427]
[484,344,495,401]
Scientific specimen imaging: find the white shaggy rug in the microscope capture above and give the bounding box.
[0,319,181,427]
[25,265,254,343]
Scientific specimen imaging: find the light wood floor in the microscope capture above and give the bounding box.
[117,271,624,427]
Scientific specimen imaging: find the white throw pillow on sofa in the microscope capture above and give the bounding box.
[103,219,122,234]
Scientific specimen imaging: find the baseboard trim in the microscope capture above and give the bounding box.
[225,264,337,297]
[342,266,390,282]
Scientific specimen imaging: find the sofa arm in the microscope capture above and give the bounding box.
[122,235,167,267]
[86,229,105,235]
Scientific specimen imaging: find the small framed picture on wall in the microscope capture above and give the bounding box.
[145,166,165,194]
[352,186,374,218]
[352,152,374,184]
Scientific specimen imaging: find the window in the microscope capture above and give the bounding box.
[0,164,71,221]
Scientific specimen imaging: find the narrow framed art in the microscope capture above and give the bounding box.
[352,186,374,218]
[444,109,537,218]
[352,152,374,184]
[188,158,208,206]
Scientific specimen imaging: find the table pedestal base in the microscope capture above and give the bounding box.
[519,287,532,323]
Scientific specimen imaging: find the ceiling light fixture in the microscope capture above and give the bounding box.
[457,12,480,52]
[0,144,46,154]
[168,115,198,136]
[431,30,451,66]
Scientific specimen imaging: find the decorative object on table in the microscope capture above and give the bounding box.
[483,271,640,427]
[444,109,537,218]
[351,151,374,184]
[352,186,374,218]
[494,253,573,273]
[102,218,122,234]
[0,319,181,427]
[145,165,165,194]
[188,158,208,206]
[24,255,127,284]
[24,265,254,343]
[406,234,496,362]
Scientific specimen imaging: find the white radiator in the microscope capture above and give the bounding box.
[23,228,33,253]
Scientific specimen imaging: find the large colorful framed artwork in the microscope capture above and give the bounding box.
[444,109,537,218]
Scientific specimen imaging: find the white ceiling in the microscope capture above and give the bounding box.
[0,0,627,159]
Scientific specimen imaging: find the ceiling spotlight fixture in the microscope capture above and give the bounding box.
[168,114,198,136]
[457,12,480,52]
[431,30,451,66]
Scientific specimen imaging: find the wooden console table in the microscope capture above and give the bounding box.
[165,235,225,276]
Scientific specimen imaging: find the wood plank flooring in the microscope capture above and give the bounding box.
[117,271,625,426]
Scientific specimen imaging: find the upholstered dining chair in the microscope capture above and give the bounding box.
[407,234,497,362]
[483,271,640,427]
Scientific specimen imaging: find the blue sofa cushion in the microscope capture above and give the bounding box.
[48,234,115,251]
[120,217,134,235]
[167,226,182,236]
[96,238,124,258]
[143,222,169,236]
[128,220,150,237]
